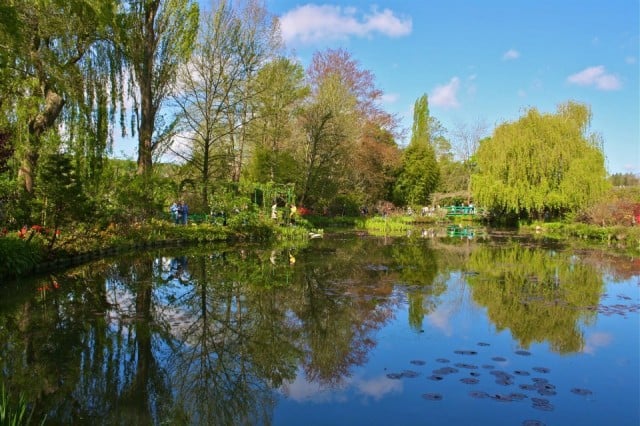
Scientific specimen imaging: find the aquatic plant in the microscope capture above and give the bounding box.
[0,384,40,426]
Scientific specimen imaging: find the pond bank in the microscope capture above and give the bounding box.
[0,219,311,279]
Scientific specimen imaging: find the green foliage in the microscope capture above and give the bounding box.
[97,167,176,224]
[226,203,274,240]
[532,222,640,253]
[36,153,91,228]
[247,57,309,184]
[609,172,640,187]
[0,237,43,277]
[362,216,414,236]
[393,95,439,206]
[116,0,200,176]
[325,194,361,217]
[0,383,34,426]
[466,244,603,352]
[472,102,609,219]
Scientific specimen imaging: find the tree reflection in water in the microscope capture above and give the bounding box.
[465,244,602,352]
[0,235,633,424]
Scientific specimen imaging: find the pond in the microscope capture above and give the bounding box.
[1,231,638,426]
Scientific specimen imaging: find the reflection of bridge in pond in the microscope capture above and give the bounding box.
[446,225,482,239]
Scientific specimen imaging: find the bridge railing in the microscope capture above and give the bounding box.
[445,205,476,216]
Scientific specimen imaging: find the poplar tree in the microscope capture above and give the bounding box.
[393,94,440,206]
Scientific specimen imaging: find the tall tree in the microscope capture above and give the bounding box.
[472,101,610,219]
[350,122,401,205]
[393,94,439,206]
[223,0,281,184]
[450,119,488,203]
[299,48,399,207]
[1,0,118,194]
[116,0,199,178]
[246,57,308,184]
[170,3,245,209]
[296,73,357,206]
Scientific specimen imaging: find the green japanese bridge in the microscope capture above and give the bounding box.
[444,205,478,217]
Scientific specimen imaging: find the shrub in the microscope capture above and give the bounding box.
[0,237,43,277]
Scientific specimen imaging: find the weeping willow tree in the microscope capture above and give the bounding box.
[0,0,133,228]
[0,0,122,196]
[472,101,610,219]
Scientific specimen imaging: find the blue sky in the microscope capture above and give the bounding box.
[185,0,638,174]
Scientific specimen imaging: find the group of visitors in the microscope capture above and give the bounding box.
[169,200,189,225]
[271,201,298,225]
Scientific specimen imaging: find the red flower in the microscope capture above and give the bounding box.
[297,206,312,216]
[17,226,28,239]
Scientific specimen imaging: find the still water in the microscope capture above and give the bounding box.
[0,231,638,426]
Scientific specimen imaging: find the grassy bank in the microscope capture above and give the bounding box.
[0,218,311,279]
[521,222,640,253]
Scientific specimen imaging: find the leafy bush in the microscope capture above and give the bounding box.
[576,186,640,227]
[0,237,43,277]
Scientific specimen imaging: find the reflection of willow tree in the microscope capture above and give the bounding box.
[291,237,397,386]
[0,276,89,422]
[0,257,173,424]
[391,239,445,331]
[466,245,603,353]
[160,249,298,425]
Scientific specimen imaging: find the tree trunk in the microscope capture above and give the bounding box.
[19,90,64,193]
[136,2,158,177]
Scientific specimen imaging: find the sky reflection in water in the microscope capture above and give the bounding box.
[0,234,638,426]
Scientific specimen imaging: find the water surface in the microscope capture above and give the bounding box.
[1,231,638,425]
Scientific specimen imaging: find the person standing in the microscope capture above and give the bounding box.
[289,203,297,225]
[170,201,179,224]
[181,200,189,225]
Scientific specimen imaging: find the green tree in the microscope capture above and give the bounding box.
[472,101,610,219]
[170,3,246,209]
[298,48,398,209]
[116,0,199,178]
[226,0,281,184]
[609,172,640,187]
[36,153,90,242]
[246,57,309,185]
[393,94,440,206]
[1,0,118,196]
[296,73,358,206]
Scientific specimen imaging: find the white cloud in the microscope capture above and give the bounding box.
[502,49,520,60]
[625,56,637,65]
[430,77,461,109]
[427,305,454,335]
[279,4,412,45]
[567,66,622,91]
[583,332,613,355]
[356,375,403,400]
[381,93,399,104]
